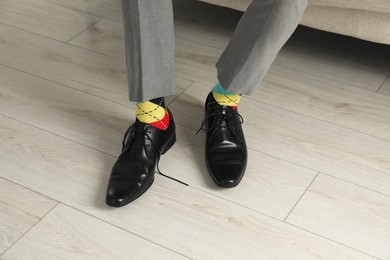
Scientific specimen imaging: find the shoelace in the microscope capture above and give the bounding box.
[196,106,244,135]
[120,122,188,186]
[196,106,246,155]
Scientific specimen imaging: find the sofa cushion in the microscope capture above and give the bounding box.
[309,0,390,13]
[198,0,390,13]
[197,0,390,44]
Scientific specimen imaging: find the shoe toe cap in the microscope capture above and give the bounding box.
[106,180,143,207]
[208,159,247,188]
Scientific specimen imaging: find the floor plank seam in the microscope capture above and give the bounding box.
[244,92,390,142]
[0,21,126,62]
[284,222,382,260]
[63,17,126,61]
[0,108,204,170]
[283,172,320,222]
[0,21,69,44]
[190,184,378,259]
[232,144,390,199]
[249,97,390,141]
[175,34,226,52]
[189,81,390,143]
[0,189,57,222]
[101,16,123,24]
[190,185,283,222]
[320,172,390,197]
[0,202,60,258]
[0,61,192,111]
[167,81,196,106]
[0,112,116,159]
[66,41,126,60]
[0,62,131,109]
[66,16,104,43]
[0,176,191,259]
[245,146,390,199]
[377,73,389,93]
[275,62,387,94]
[39,0,121,22]
[171,75,215,88]
[54,204,193,260]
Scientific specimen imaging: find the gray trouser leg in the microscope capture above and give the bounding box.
[216,0,308,95]
[121,0,175,102]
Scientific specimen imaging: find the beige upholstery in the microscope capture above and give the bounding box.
[198,0,390,45]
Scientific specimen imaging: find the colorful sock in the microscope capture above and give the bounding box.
[211,82,241,109]
[136,97,170,130]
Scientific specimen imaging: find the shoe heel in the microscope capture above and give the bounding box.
[161,134,176,155]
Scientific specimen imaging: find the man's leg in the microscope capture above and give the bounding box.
[122,0,175,102]
[203,0,308,188]
[106,0,176,207]
[216,0,308,95]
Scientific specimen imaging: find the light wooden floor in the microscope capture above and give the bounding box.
[0,0,390,259]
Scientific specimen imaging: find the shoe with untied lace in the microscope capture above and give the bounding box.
[106,108,176,207]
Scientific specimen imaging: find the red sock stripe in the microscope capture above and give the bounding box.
[150,109,170,130]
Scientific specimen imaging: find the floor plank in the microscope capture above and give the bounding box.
[174,37,221,85]
[170,82,390,196]
[0,23,128,104]
[2,204,185,260]
[0,62,191,154]
[69,19,125,59]
[0,0,100,42]
[0,115,373,259]
[286,174,390,259]
[275,27,390,92]
[0,64,130,155]
[0,24,192,106]
[43,0,122,22]
[159,125,318,220]
[0,64,190,155]
[67,18,222,86]
[252,64,390,140]
[0,178,57,254]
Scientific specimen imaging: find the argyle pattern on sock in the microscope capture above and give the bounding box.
[136,97,170,130]
[211,82,241,109]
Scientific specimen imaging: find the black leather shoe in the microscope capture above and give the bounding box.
[199,93,247,188]
[106,108,176,207]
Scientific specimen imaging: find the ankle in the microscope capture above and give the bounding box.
[210,82,241,109]
[136,97,170,130]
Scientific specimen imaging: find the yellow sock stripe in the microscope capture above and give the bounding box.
[136,101,166,124]
[212,92,241,106]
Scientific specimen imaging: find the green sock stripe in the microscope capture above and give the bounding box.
[212,82,236,95]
